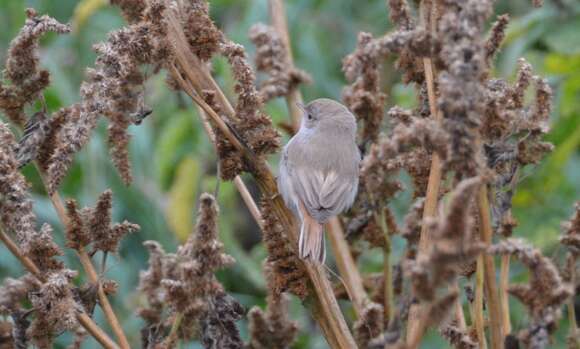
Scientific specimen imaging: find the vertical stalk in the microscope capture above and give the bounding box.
[477,185,505,348]
[474,256,488,349]
[377,208,393,326]
[567,255,579,348]
[500,254,512,335]
[407,0,444,340]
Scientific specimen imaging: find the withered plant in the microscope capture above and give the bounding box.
[0,0,577,348]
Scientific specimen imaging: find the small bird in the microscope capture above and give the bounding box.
[278,98,361,263]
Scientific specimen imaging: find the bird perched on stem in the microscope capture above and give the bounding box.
[278,98,361,263]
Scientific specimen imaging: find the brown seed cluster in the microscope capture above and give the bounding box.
[249,23,311,103]
[64,189,140,254]
[0,9,70,126]
[246,265,299,349]
[138,193,242,346]
[259,199,308,299]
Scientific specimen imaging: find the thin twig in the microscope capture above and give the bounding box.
[165,7,357,348]
[163,312,184,348]
[0,228,120,349]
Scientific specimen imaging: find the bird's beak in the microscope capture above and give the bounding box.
[296,102,306,113]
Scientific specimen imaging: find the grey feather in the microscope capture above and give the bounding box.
[278,98,360,263]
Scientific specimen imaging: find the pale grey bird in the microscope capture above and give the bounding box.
[278,98,361,263]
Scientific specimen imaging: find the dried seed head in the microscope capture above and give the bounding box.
[560,202,580,256]
[28,269,80,348]
[246,265,299,349]
[489,238,573,328]
[249,23,311,103]
[260,198,309,299]
[0,122,38,252]
[353,303,385,348]
[181,0,223,61]
[221,41,281,157]
[0,9,70,125]
[484,14,510,67]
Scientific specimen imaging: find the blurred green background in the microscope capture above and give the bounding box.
[0,0,578,348]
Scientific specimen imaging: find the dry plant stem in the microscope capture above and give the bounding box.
[268,0,304,131]
[376,208,393,325]
[407,0,444,341]
[475,256,488,349]
[451,281,466,329]
[77,313,122,349]
[477,185,504,348]
[165,9,356,348]
[194,102,264,228]
[0,228,120,349]
[0,228,42,278]
[327,218,367,317]
[499,254,512,335]
[268,0,369,319]
[164,312,184,349]
[406,306,429,349]
[568,259,579,347]
[37,168,131,349]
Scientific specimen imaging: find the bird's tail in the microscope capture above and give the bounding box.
[298,215,325,264]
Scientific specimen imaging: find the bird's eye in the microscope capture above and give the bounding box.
[307,113,313,120]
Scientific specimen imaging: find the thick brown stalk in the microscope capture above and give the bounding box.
[406,0,444,341]
[268,0,369,319]
[0,228,120,349]
[477,185,504,348]
[474,255,488,349]
[500,254,511,335]
[165,8,357,348]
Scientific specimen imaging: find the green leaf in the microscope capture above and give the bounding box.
[166,157,200,242]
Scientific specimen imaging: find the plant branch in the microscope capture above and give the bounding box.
[165,7,357,348]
